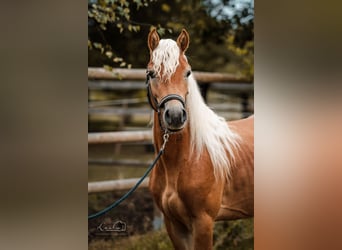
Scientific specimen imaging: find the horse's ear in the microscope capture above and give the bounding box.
[148,28,160,52]
[177,29,190,53]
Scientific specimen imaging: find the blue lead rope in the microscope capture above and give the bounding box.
[88,133,169,220]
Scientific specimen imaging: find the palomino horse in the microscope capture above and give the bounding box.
[146,28,254,250]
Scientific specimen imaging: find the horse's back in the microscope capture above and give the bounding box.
[228,115,254,137]
[216,115,254,220]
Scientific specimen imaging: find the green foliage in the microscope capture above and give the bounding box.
[226,33,254,80]
[88,0,155,68]
[88,0,151,32]
[88,0,254,76]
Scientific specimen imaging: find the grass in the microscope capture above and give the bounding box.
[89,218,253,250]
[89,229,172,250]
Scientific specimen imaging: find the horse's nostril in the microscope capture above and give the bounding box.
[181,109,187,123]
[164,109,172,124]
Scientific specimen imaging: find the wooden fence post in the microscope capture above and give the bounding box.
[240,93,250,118]
[199,83,210,102]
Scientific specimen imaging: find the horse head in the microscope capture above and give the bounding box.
[146,28,191,132]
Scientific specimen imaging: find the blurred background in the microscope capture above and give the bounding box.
[1,0,341,249]
[88,0,254,249]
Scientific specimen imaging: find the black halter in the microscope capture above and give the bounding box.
[145,72,186,113]
[145,71,186,132]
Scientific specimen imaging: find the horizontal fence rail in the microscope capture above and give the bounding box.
[88,178,149,193]
[88,67,252,83]
[89,158,151,167]
[88,81,253,93]
[88,130,152,144]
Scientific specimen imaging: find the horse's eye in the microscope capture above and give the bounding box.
[186,70,191,78]
[147,70,156,79]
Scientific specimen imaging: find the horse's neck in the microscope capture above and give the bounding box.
[153,113,190,166]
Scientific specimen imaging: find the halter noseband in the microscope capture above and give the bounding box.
[145,71,187,133]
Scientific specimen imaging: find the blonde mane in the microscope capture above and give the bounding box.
[152,39,240,181]
[187,74,240,180]
[151,39,180,81]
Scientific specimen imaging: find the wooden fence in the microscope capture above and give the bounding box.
[88,67,251,83]
[88,67,253,104]
[88,130,152,144]
[88,177,149,193]
[88,67,253,193]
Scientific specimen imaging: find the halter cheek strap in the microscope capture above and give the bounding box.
[146,79,158,112]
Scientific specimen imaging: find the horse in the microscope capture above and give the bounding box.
[146,28,254,250]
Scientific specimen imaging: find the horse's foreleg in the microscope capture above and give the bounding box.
[164,216,193,250]
[192,213,214,250]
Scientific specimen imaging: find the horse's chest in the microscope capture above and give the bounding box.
[151,165,191,225]
[161,188,188,223]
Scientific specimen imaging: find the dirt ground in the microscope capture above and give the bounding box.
[88,189,253,249]
[88,188,155,240]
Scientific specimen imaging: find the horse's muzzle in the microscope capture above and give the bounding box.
[163,101,187,131]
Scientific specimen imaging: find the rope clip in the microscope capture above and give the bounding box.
[161,133,169,151]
